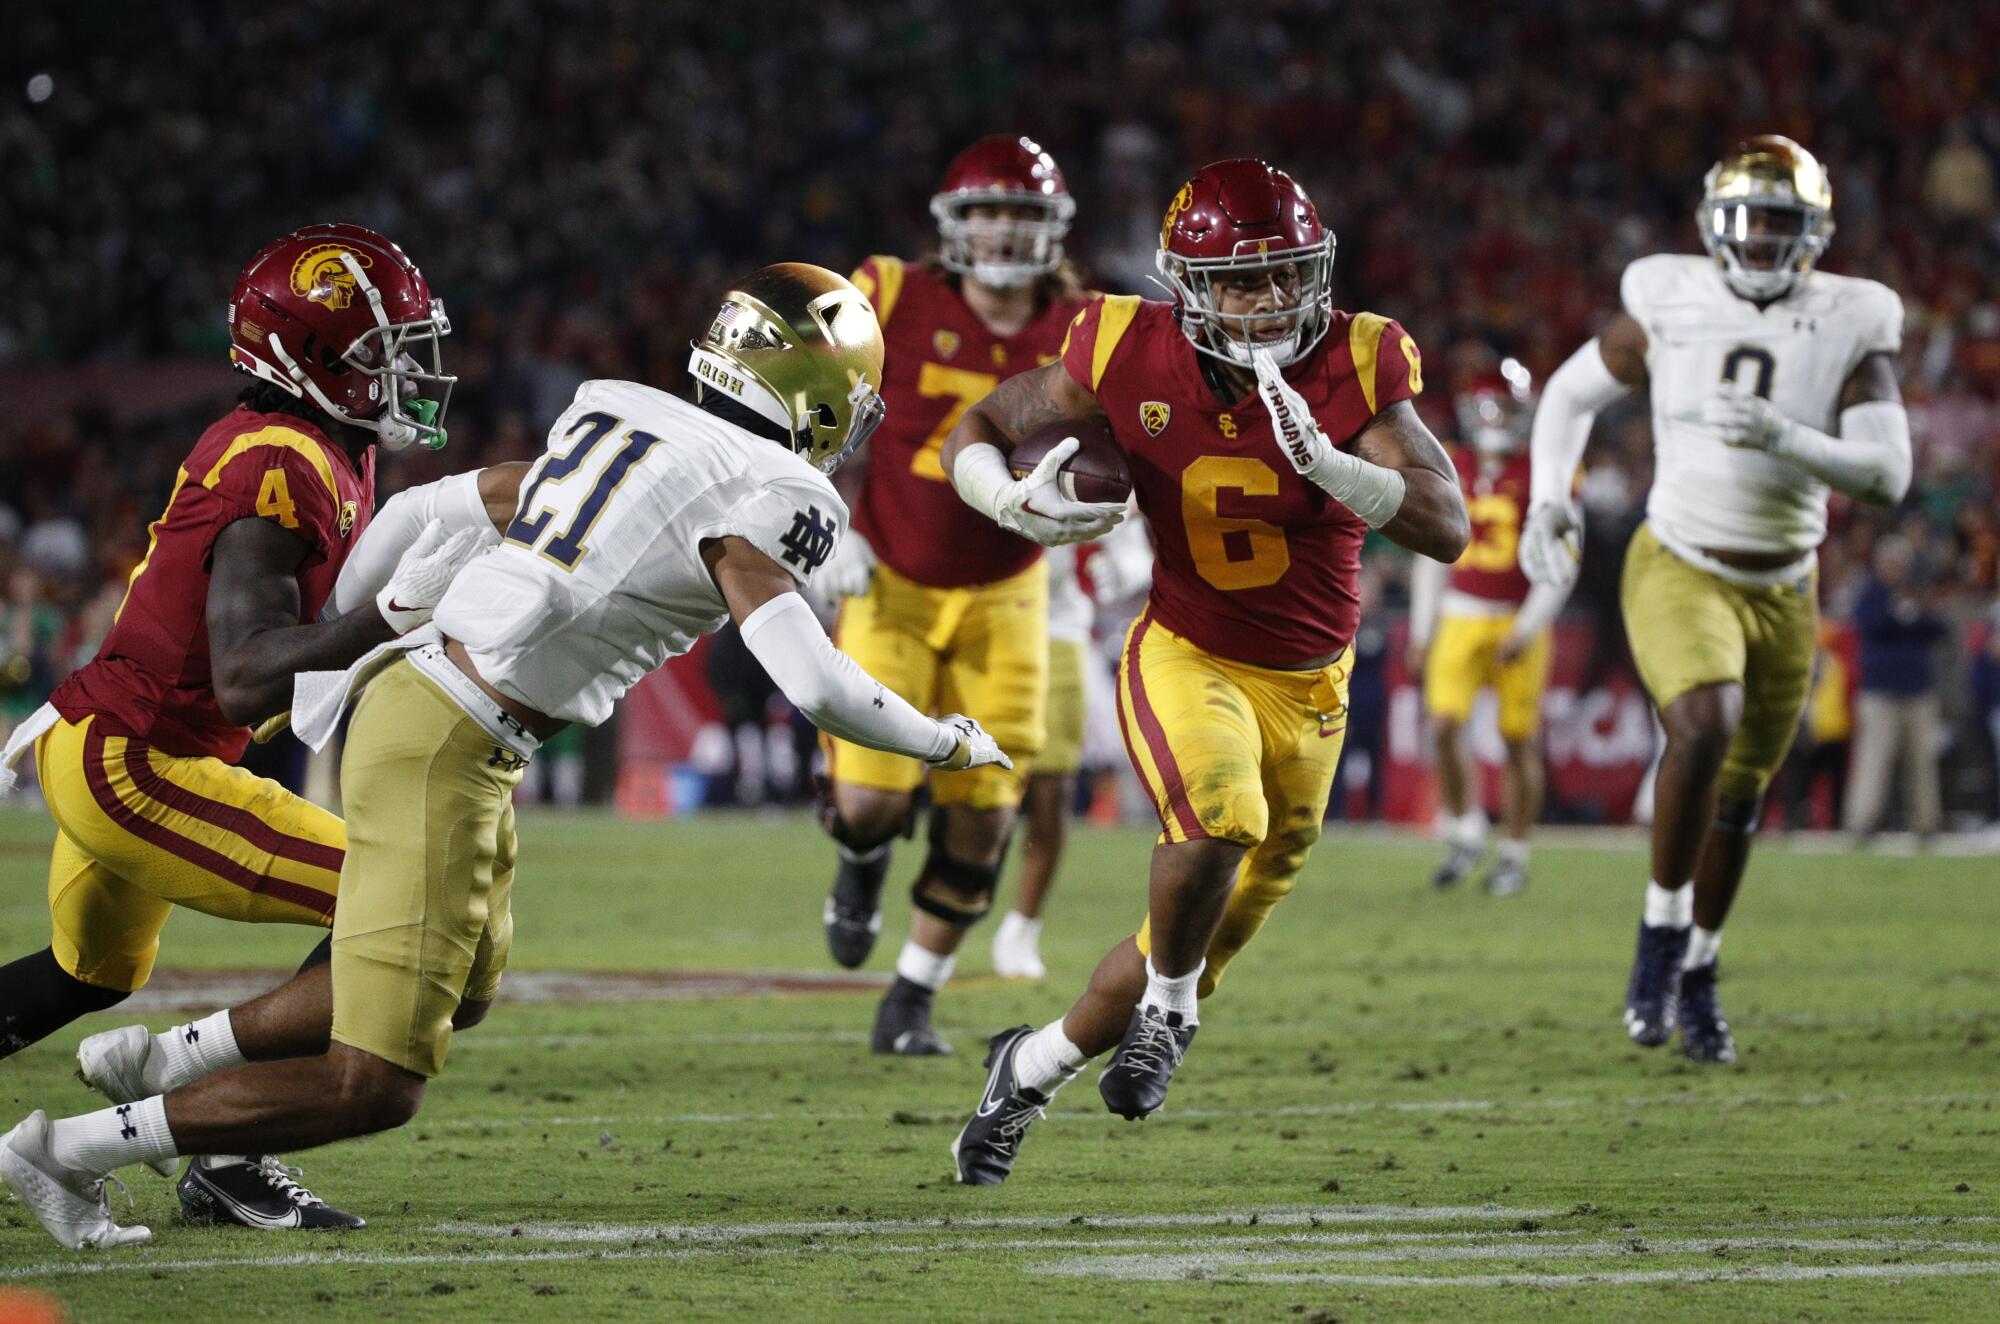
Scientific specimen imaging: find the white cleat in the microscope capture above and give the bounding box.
[991,912,1047,981]
[0,1111,153,1250]
[77,1025,177,1178]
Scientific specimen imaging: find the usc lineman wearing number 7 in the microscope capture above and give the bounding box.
[942,159,1468,1183]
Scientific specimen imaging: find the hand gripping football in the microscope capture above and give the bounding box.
[1007,417,1133,505]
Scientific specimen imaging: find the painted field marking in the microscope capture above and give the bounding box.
[1037,1258,2000,1288]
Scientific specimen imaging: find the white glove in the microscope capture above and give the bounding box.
[953,439,1125,547]
[1701,391,1789,452]
[377,519,487,634]
[813,526,877,605]
[1518,501,1583,591]
[927,713,1012,772]
[1253,349,1405,527]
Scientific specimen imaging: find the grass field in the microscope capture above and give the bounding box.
[0,805,1994,1322]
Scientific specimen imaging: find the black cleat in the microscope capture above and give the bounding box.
[824,846,891,969]
[177,1155,364,1231]
[1430,841,1483,889]
[1482,858,1528,898]
[871,976,953,1056]
[951,1026,1048,1186]
[1677,961,1738,1064]
[1097,1005,1195,1120]
[1623,922,1690,1047]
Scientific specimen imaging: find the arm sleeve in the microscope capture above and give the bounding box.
[204,441,343,560]
[738,591,952,763]
[331,470,494,617]
[1528,338,1633,507]
[1772,400,1912,506]
[1408,553,1447,646]
[1506,581,1573,643]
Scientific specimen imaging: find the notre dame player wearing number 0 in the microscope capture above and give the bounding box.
[941,158,1469,1184]
[813,136,1098,1056]
[3,264,1013,1250]
[1520,136,1911,1063]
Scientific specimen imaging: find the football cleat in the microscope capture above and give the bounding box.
[75,1024,178,1178]
[951,1026,1049,1186]
[0,1110,152,1249]
[1676,962,1738,1064]
[177,1154,365,1230]
[1483,858,1528,898]
[1430,841,1483,890]
[991,912,1047,980]
[823,848,890,969]
[1097,1005,1196,1120]
[870,977,953,1057]
[1623,921,1691,1047]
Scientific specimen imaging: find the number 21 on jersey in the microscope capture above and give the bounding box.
[505,410,663,569]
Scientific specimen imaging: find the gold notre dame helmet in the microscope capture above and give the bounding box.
[1697,134,1835,301]
[688,263,887,473]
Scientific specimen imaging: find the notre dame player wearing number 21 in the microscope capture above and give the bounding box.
[1,263,1013,1251]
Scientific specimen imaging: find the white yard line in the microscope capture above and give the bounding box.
[1040,1257,2000,1287]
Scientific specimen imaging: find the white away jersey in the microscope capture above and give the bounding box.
[434,379,846,725]
[1622,254,1902,554]
[1045,544,1093,645]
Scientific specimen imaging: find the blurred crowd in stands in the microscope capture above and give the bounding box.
[3,0,1996,827]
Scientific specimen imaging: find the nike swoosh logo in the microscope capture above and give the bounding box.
[384,599,418,615]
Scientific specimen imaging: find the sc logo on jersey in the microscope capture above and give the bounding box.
[779,506,838,574]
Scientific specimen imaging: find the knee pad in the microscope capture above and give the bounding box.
[1714,794,1763,835]
[909,811,1005,929]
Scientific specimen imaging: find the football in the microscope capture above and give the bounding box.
[1007,416,1132,504]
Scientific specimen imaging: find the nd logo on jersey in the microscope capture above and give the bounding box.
[778,506,838,574]
[1140,401,1172,437]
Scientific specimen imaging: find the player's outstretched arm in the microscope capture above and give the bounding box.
[1520,315,1647,587]
[1347,402,1470,563]
[703,535,1010,772]
[941,362,1123,546]
[1702,351,1910,505]
[330,463,530,617]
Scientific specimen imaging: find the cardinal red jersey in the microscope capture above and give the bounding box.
[848,256,1095,587]
[1446,446,1532,606]
[1062,297,1422,668]
[51,408,374,762]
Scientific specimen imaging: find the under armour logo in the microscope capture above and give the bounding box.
[872,688,884,710]
[116,1104,137,1140]
[184,1027,200,1044]
[777,506,837,574]
[1792,316,1818,334]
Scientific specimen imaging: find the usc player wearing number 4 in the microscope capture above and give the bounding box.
[813,136,1096,1057]
[1410,364,1569,897]
[943,159,1468,1183]
[1520,136,1910,1064]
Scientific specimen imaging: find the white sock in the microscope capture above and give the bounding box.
[895,939,956,992]
[1141,957,1203,1024]
[1643,881,1693,930]
[1683,925,1722,970]
[48,1097,177,1175]
[1497,838,1530,867]
[144,1009,246,1093]
[1012,1018,1089,1095]
[1447,809,1487,850]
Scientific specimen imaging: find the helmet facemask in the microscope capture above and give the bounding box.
[932,192,1075,289]
[1458,358,1534,455]
[1156,234,1335,369]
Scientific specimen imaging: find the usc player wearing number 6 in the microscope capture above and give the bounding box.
[3,264,1013,1250]
[1519,136,1910,1063]
[1409,362,1569,897]
[942,159,1468,1184]
[813,136,1098,1056]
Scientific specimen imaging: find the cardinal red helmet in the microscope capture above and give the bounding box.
[930,135,1076,289]
[1155,159,1334,368]
[1456,358,1535,454]
[228,223,455,451]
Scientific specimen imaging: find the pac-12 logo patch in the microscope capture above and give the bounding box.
[932,329,961,361]
[1139,401,1172,437]
[337,500,358,537]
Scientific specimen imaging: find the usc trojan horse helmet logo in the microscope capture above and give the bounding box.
[288,245,372,310]
[1160,183,1195,246]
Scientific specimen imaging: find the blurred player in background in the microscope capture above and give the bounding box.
[813,136,1098,1054]
[3,264,1015,1251]
[1409,361,1568,896]
[941,159,1468,1183]
[1520,136,1910,1063]
[0,224,489,1233]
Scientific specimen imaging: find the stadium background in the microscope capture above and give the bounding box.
[2,0,1996,832]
